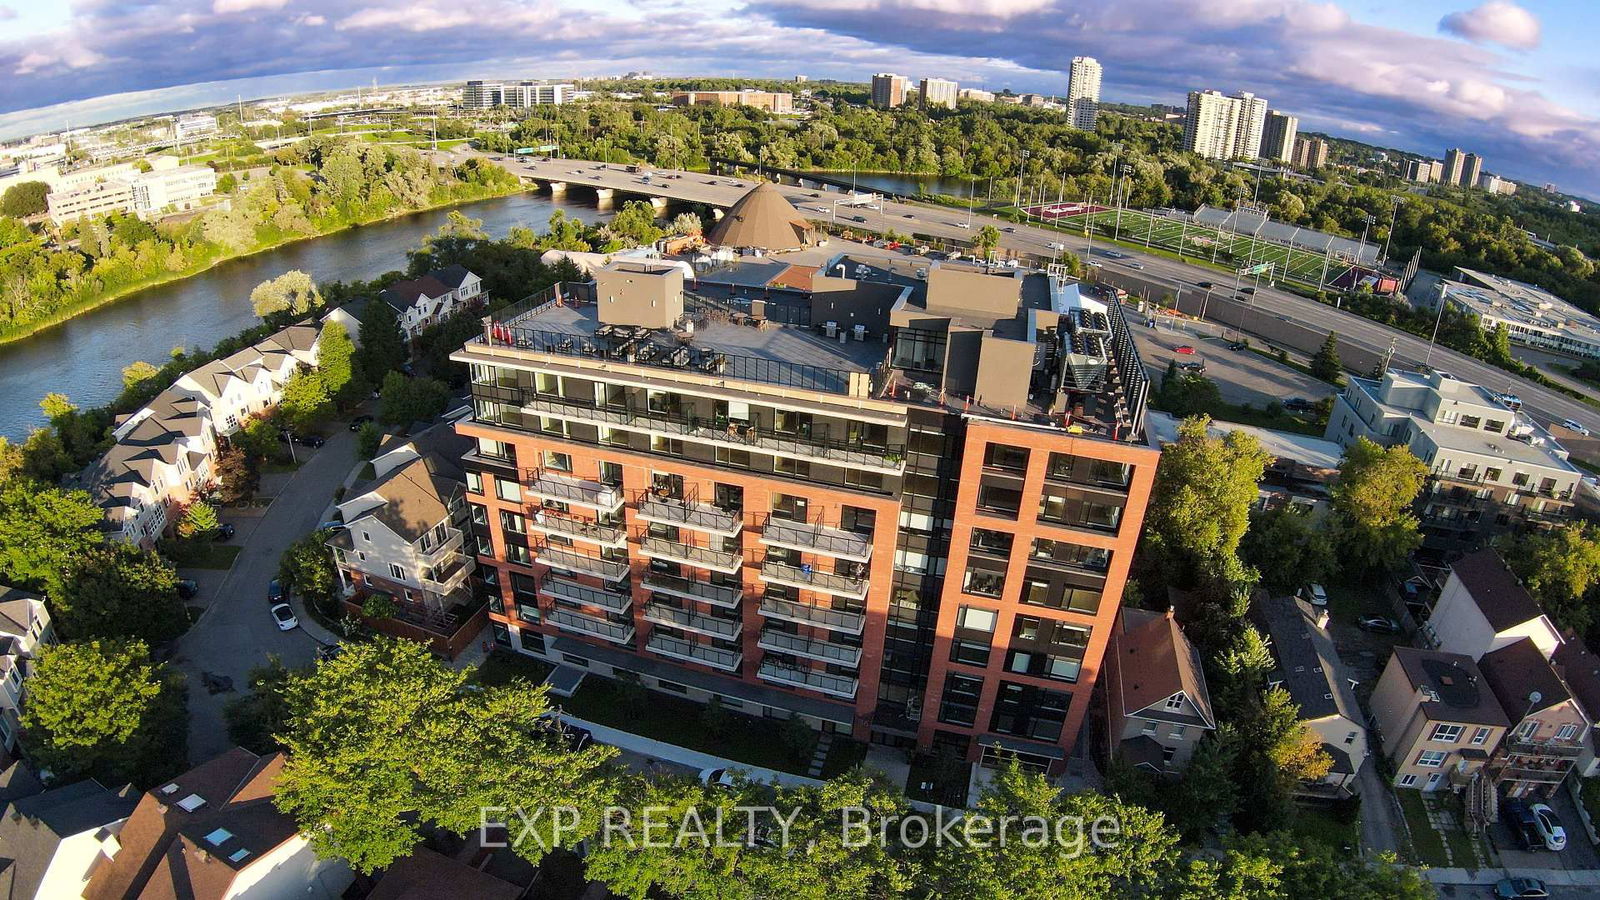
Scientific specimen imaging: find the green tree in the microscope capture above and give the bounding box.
[0,482,104,593]
[0,181,50,217]
[274,638,619,873]
[1504,524,1600,633]
[358,297,408,378]
[39,391,76,422]
[974,223,1001,256]
[0,437,21,487]
[356,421,382,460]
[1147,416,1271,584]
[251,270,322,322]
[925,759,1181,900]
[19,427,73,483]
[670,211,703,235]
[22,640,187,787]
[121,360,160,390]
[278,529,341,611]
[278,370,332,432]
[1310,332,1343,383]
[237,416,283,461]
[317,320,359,403]
[177,500,220,539]
[1240,505,1335,594]
[55,542,188,643]
[607,200,665,247]
[224,657,295,755]
[361,592,398,619]
[379,372,449,425]
[1331,437,1427,572]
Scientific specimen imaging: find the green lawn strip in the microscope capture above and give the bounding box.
[475,650,556,687]
[557,677,811,774]
[185,543,243,570]
[1150,393,1322,436]
[1395,790,1451,867]
[1292,804,1359,851]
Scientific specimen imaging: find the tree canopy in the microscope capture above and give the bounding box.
[1331,437,1428,571]
[54,542,187,643]
[1146,416,1271,586]
[0,481,105,594]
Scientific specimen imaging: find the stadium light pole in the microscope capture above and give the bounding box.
[1381,196,1402,266]
[1013,149,1030,209]
[1359,213,1377,265]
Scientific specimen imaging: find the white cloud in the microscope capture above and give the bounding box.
[337,6,476,31]
[0,7,17,21]
[1439,1,1541,51]
[213,0,289,12]
[297,13,326,25]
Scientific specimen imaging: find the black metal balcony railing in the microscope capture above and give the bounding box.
[524,469,624,510]
[758,559,869,600]
[536,546,631,582]
[642,602,741,639]
[496,389,906,471]
[647,632,742,671]
[759,516,873,563]
[528,512,625,546]
[547,608,635,644]
[642,571,743,608]
[636,493,743,536]
[638,536,743,573]
[540,575,632,613]
[1506,738,1585,759]
[758,596,866,634]
[757,659,858,699]
[758,628,863,666]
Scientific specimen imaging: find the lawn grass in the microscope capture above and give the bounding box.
[1150,391,1324,436]
[1396,789,1451,867]
[556,677,814,774]
[1293,804,1359,852]
[476,650,555,687]
[185,543,243,570]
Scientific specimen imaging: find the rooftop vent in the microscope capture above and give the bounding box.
[176,794,205,813]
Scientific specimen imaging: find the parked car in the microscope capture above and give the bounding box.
[1503,800,1548,851]
[349,414,374,431]
[177,579,199,601]
[269,602,299,632]
[699,767,737,788]
[1529,802,1568,851]
[1357,615,1400,633]
[267,579,285,604]
[1302,583,1329,607]
[1561,418,1590,436]
[294,433,326,448]
[1228,341,1248,351]
[1283,397,1315,412]
[1177,361,1206,373]
[315,643,342,662]
[1495,877,1550,899]
[216,522,236,541]
[1174,345,1197,355]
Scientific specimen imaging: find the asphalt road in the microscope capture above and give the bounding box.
[475,152,1600,436]
[172,430,351,760]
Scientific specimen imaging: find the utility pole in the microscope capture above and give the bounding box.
[1359,213,1377,268]
[1424,282,1449,368]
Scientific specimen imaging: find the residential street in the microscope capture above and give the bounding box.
[172,429,354,761]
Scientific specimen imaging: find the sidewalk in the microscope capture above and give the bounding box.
[1424,867,1600,887]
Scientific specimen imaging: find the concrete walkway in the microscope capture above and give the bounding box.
[1425,867,1600,887]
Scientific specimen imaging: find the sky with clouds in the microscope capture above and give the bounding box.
[1,0,1597,197]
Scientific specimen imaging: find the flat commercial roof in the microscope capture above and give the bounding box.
[1145,410,1344,469]
[1449,267,1600,348]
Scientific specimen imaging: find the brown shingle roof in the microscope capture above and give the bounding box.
[367,847,523,900]
[1390,646,1509,727]
[1477,638,1571,721]
[355,454,462,542]
[1114,608,1215,729]
[1451,548,1545,632]
[706,182,810,250]
[1554,640,1600,726]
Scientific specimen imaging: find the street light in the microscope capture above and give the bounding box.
[1381,195,1403,266]
[1013,149,1030,209]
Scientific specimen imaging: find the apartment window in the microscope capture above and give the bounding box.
[771,494,809,523]
[1429,723,1463,743]
[1557,723,1580,741]
[1513,472,1530,488]
[1517,719,1538,740]
[1416,750,1448,768]
[1004,650,1082,683]
[969,528,1014,557]
[950,638,992,667]
[1484,468,1502,483]
[466,471,483,494]
[989,682,1071,742]
[1165,695,1185,711]
[541,451,571,473]
[774,456,811,478]
[389,563,406,580]
[938,674,983,726]
[506,543,531,565]
[977,481,1022,518]
[1540,477,1558,495]
[1142,721,1158,735]
[962,567,1005,598]
[535,372,559,394]
[890,327,945,372]
[1471,726,1491,746]
[478,438,510,460]
[651,436,684,456]
[1399,774,1418,787]
[495,479,521,502]
[500,511,526,535]
[716,447,752,468]
[984,444,1029,473]
[956,605,997,633]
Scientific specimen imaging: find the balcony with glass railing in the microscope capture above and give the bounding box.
[639,536,743,574]
[642,602,741,639]
[540,575,633,613]
[421,556,471,595]
[527,512,626,547]
[757,659,858,699]
[525,470,624,512]
[642,572,743,609]
[757,597,865,634]
[548,607,635,644]
[537,546,630,582]
[646,631,742,672]
[758,628,862,666]
[758,560,868,600]
[759,518,872,563]
[637,494,743,537]
[519,393,906,474]
[415,526,465,565]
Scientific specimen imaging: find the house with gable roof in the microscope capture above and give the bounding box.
[378,264,483,341]
[1104,607,1215,774]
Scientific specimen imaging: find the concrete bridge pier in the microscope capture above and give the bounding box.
[546,180,567,194]
[650,196,668,211]
[594,188,614,200]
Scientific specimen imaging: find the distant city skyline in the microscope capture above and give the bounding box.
[1,0,1597,196]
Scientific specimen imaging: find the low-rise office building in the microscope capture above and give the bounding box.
[671,91,793,114]
[1444,266,1600,361]
[44,156,216,224]
[1324,368,1580,553]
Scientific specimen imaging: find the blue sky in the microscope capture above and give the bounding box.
[2,0,1598,197]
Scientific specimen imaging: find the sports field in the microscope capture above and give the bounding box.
[1029,206,1343,286]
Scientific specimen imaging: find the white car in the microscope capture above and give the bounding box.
[269,602,299,632]
[1530,803,1568,851]
[1561,419,1590,436]
[1302,583,1329,607]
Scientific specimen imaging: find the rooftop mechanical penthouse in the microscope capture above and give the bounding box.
[451,258,1158,773]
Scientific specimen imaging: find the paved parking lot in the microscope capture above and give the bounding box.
[1131,318,1335,410]
[1488,789,1600,872]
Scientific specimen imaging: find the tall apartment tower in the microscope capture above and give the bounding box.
[1259,110,1298,164]
[1292,136,1329,169]
[1443,148,1467,186]
[1405,158,1440,183]
[452,261,1158,772]
[1230,92,1269,159]
[920,77,959,110]
[1183,90,1240,159]
[1066,57,1103,131]
[872,73,909,109]
[1462,153,1484,189]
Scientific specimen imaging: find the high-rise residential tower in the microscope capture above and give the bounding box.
[1230,92,1269,159]
[1260,110,1299,164]
[1067,57,1102,131]
[920,77,959,110]
[452,253,1158,772]
[1183,90,1240,159]
[871,73,909,109]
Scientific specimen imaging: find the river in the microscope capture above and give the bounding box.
[0,191,606,442]
[799,171,983,200]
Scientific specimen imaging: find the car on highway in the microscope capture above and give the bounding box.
[1240,287,1257,295]
[1100,249,1128,259]
[1174,345,1196,354]
[1197,281,1215,289]
[1177,361,1205,373]
[269,602,299,632]
[1494,877,1549,899]
[1529,802,1567,851]
[1002,226,1015,233]
[1301,583,1329,607]
[1124,261,1145,269]
[1562,418,1590,436]
[1357,615,1400,634]
[851,215,867,222]
[1228,342,1248,351]
[903,212,915,218]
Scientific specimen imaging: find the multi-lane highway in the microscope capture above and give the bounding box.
[469,151,1600,434]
